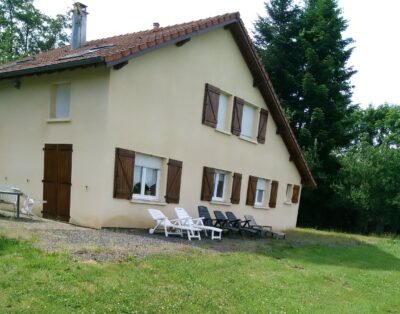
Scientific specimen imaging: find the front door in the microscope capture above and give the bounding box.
[42,144,72,221]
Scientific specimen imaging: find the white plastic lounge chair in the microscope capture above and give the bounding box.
[20,195,46,216]
[148,208,201,241]
[174,207,223,240]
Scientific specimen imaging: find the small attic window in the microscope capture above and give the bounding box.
[58,44,115,60]
[16,56,35,64]
[0,62,16,70]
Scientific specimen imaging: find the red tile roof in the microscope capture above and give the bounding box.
[0,12,316,187]
[0,13,240,76]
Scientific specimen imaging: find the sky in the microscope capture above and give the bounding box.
[33,0,400,108]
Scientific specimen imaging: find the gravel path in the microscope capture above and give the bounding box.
[0,209,272,262]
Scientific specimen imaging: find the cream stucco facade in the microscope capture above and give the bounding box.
[0,27,302,230]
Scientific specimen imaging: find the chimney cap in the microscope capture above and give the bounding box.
[73,2,88,10]
[153,22,160,29]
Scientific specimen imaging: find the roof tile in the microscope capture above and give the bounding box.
[0,13,238,75]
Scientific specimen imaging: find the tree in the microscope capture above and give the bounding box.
[0,0,70,64]
[254,0,356,229]
[334,104,400,233]
[254,0,303,119]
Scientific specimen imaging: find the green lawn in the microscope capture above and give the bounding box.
[1,229,399,313]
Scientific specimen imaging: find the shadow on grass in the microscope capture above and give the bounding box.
[109,227,400,272]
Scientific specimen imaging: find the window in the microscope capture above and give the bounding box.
[254,178,271,206]
[241,103,257,138]
[255,178,271,207]
[216,93,230,130]
[212,170,227,202]
[133,153,162,200]
[51,83,71,119]
[286,184,294,203]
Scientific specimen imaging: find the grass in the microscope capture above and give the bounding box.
[0,229,399,313]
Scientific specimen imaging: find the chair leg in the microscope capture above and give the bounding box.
[149,221,161,234]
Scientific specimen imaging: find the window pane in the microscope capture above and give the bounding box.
[256,189,264,204]
[55,84,70,118]
[256,178,266,190]
[217,93,228,129]
[216,173,225,198]
[145,168,157,196]
[286,184,293,201]
[133,166,142,194]
[241,104,256,137]
[135,153,162,169]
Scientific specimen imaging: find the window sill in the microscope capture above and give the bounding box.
[131,199,167,206]
[210,200,232,206]
[215,128,231,136]
[239,135,258,144]
[47,118,71,123]
[254,205,270,210]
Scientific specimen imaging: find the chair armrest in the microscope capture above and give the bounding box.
[241,219,251,227]
[170,218,189,223]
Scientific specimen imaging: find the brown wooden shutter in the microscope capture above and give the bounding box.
[246,175,258,206]
[202,83,220,128]
[113,148,135,200]
[230,173,242,204]
[292,184,301,204]
[200,167,214,201]
[231,97,244,135]
[165,159,183,204]
[257,109,269,144]
[269,180,279,208]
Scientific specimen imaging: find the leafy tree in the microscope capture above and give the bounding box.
[334,104,400,233]
[0,0,70,64]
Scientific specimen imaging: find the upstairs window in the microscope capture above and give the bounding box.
[216,92,230,131]
[241,103,257,138]
[133,153,162,200]
[51,83,71,119]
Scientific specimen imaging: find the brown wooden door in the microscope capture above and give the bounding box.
[42,144,72,221]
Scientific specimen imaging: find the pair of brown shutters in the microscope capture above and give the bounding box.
[202,83,269,143]
[113,148,182,203]
[200,167,242,204]
[246,176,279,208]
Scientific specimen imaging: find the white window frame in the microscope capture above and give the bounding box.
[255,178,271,207]
[240,103,258,139]
[212,170,228,202]
[133,154,162,201]
[216,92,230,131]
[285,184,294,204]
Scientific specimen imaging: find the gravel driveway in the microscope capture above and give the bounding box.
[0,209,272,262]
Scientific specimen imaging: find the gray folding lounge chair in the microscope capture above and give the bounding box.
[198,206,218,227]
[213,210,240,233]
[225,211,260,236]
[244,215,286,239]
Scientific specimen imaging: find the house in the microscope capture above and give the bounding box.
[0,3,316,230]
